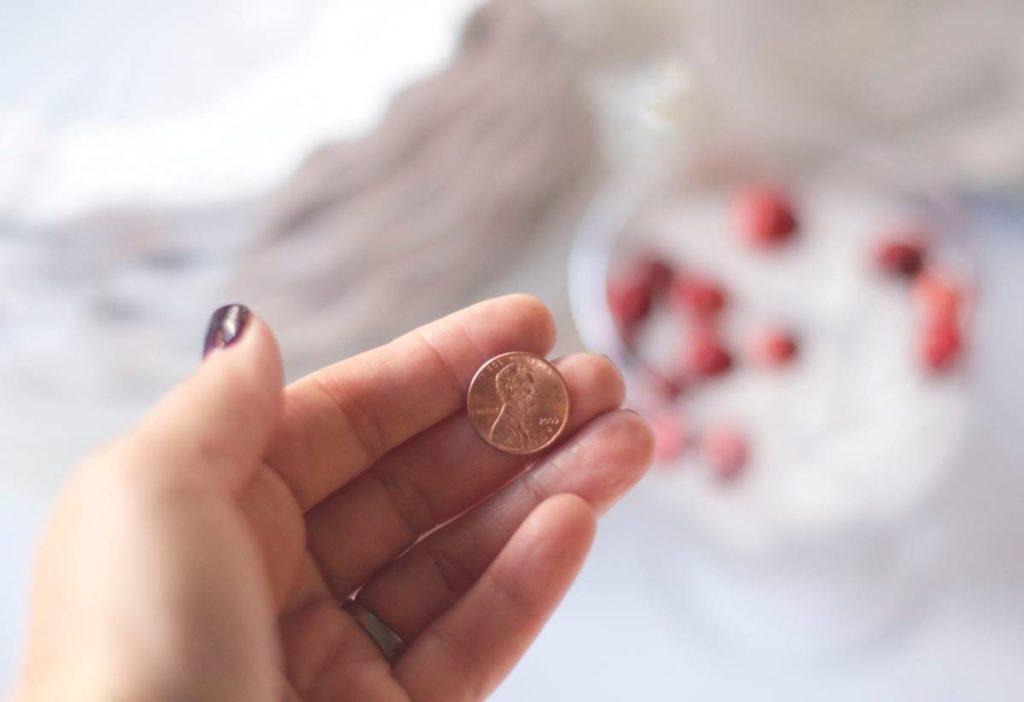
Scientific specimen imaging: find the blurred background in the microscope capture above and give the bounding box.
[3,0,1024,698]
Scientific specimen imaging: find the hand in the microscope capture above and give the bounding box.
[14,295,653,701]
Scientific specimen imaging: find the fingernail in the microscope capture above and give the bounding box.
[203,304,250,357]
[600,353,624,374]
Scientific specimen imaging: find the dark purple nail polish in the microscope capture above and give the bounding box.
[203,304,250,357]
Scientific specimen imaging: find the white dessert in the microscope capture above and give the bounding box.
[623,181,971,558]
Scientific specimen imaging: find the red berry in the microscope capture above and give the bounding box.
[635,255,675,296]
[687,333,734,378]
[874,237,926,278]
[701,425,749,482]
[752,327,798,367]
[733,185,798,248]
[607,277,652,329]
[921,318,962,373]
[914,268,962,320]
[643,368,687,402]
[652,413,688,462]
[672,275,728,318]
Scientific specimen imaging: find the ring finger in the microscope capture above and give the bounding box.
[354,409,653,642]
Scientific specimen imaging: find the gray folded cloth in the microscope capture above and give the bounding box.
[7,0,600,391]
[230,0,599,374]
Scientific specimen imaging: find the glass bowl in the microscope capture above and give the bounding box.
[569,155,976,652]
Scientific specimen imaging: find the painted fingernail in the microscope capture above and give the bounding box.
[203,304,250,357]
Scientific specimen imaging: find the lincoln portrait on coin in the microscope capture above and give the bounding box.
[490,362,542,450]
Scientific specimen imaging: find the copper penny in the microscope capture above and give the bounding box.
[466,351,570,455]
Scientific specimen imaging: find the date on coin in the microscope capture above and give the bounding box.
[466,351,570,455]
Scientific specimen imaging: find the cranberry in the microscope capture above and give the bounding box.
[733,185,798,248]
[752,327,798,367]
[874,237,926,278]
[687,332,734,378]
[607,277,652,329]
[652,413,688,462]
[921,318,962,373]
[672,275,728,318]
[635,255,675,296]
[644,368,687,402]
[701,425,749,482]
[914,268,962,320]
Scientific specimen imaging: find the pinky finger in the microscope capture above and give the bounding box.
[393,494,596,702]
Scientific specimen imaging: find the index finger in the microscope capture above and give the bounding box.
[265,294,556,510]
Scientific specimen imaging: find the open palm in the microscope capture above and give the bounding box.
[17,296,653,701]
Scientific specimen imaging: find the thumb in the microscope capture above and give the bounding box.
[129,303,284,494]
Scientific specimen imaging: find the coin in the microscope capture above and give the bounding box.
[466,351,570,455]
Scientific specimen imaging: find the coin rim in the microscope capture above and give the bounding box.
[465,351,572,456]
